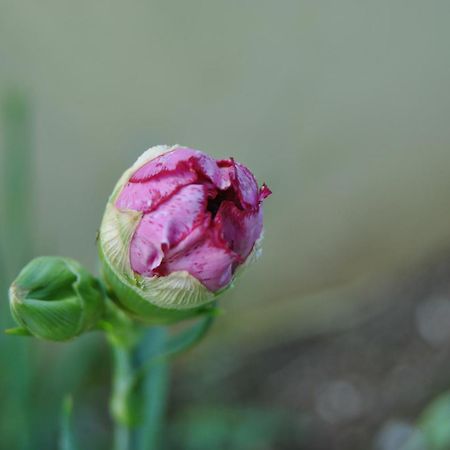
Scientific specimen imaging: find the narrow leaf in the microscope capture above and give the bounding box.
[136,311,216,378]
[0,89,33,450]
[59,395,78,450]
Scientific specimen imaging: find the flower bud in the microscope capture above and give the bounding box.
[9,256,105,341]
[98,145,271,323]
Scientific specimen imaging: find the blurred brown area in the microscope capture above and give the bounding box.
[175,249,450,449]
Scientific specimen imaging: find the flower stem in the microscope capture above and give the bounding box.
[134,328,169,450]
[113,422,131,450]
[111,344,135,450]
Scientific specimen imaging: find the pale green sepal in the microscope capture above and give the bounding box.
[100,203,141,279]
[98,242,208,324]
[138,271,215,310]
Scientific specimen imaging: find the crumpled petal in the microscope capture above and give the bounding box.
[159,230,240,291]
[232,161,260,208]
[130,148,199,182]
[116,169,197,212]
[259,183,272,201]
[215,200,263,259]
[113,145,271,293]
[130,185,208,275]
[130,146,232,190]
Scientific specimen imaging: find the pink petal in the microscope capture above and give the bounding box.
[259,183,272,201]
[160,230,240,291]
[118,146,271,290]
[130,146,232,190]
[189,152,232,190]
[116,169,197,212]
[130,185,208,275]
[232,161,259,208]
[215,200,263,259]
[130,148,200,182]
[163,216,211,261]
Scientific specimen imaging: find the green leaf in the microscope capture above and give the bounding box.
[162,311,216,358]
[59,395,78,450]
[0,88,33,450]
[136,310,216,377]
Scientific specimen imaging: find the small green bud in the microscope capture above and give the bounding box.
[8,256,105,341]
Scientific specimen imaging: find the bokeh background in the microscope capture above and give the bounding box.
[2,1,450,449]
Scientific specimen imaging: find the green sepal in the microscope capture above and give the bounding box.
[9,256,106,341]
[4,327,31,336]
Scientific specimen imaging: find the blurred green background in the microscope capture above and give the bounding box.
[2,1,450,449]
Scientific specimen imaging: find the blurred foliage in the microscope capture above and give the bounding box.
[0,89,107,450]
[0,89,33,450]
[168,406,302,450]
[59,396,79,450]
[418,393,450,449]
[401,392,450,450]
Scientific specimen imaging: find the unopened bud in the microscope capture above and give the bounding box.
[9,256,105,341]
[98,145,271,324]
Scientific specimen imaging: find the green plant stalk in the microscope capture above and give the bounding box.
[135,327,169,450]
[111,343,134,450]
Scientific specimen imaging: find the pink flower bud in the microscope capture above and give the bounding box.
[99,145,271,322]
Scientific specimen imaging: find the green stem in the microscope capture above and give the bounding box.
[114,424,131,450]
[135,328,169,450]
[103,300,140,450]
[111,344,134,450]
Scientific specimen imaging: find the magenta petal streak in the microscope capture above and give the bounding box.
[116,146,271,291]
